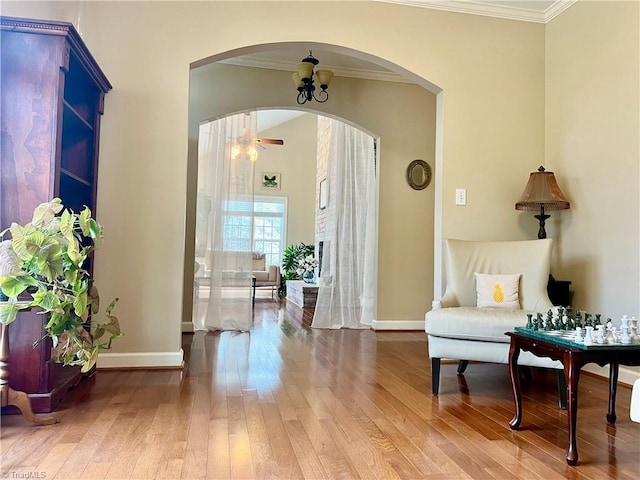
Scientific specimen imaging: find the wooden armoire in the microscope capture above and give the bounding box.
[0,16,112,412]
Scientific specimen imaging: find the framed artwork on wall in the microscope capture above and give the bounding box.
[319,178,328,209]
[261,172,281,190]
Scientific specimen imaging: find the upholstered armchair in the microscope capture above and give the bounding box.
[251,253,281,295]
[425,238,564,403]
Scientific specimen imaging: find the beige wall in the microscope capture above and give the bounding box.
[545,0,639,320]
[2,1,585,365]
[189,63,436,323]
[255,114,318,248]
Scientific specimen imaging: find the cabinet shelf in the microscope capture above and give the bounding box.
[63,100,94,131]
[1,16,111,413]
[60,168,92,187]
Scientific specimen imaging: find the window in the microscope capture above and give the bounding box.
[223,195,287,267]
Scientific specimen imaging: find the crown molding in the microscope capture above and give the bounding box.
[379,0,577,24]
[220,56,412,84]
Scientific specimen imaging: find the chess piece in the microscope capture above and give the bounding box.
[584,326,594,345]
[594,314,602,326]
[629,317,638,343]
[574,327,584,343]
[536,312,543,331]
[621,327,631,344]
[596,325,606,344]
[584,313,592,327]
[526,313,533,329]
[620,316,631,344]
[564,313,573,331]
[575,311,582,328]
[606,324,617,344]
[545,311,553,331]
[556,307,565,330]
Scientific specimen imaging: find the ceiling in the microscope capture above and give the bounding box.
[381,1,575,23]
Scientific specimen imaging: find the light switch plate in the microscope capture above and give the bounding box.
[455,188,467,206]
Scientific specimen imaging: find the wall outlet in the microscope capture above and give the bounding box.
[455,188,467,206]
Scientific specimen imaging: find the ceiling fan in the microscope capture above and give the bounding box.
[232,128,284,161]
[256,137,284,148]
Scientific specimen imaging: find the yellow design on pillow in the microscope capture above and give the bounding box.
[475,273,521,309]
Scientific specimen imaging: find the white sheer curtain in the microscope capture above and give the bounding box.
[312,118,377,329]
[193,112,257,332]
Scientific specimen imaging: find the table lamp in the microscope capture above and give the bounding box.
[515,166,570,239]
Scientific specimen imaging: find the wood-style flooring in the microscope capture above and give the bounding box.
[1,294,639,479]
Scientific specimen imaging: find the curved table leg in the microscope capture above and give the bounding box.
[6,388,57,425]
[607,362,619,424]
[508,339,522,430]
[565,353,581,466]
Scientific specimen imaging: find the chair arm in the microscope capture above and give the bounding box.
[268,265,281,284]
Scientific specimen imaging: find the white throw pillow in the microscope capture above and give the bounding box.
[475,273,521,309]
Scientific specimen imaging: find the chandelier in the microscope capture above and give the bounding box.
[291,51,334,104]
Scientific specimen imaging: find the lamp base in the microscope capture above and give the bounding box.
[534,212,550,239]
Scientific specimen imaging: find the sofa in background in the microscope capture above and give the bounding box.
[194,251,281,298]
[425,238,565,404]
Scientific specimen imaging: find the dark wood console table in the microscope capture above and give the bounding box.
[507,329,640,466]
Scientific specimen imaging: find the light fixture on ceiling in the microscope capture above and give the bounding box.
[515,166,570,239]
[231,128,259,162]
[291,51,334,104]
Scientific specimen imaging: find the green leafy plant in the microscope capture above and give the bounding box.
[0,198,121,372]
[282,242,315,281]
[279,242,315,297]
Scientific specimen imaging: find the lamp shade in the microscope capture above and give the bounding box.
[315,69,334,87]
[515,166,570,212]
[291,72,303,89]
[296,61,314,81]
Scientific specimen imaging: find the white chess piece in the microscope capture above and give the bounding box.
[629,316,638,343]
[606,324,616,344]
[574,326,583,343]
[621,315,629,330]
[584,326,594,345]
[596,325,606,344]
[621,326,631,344]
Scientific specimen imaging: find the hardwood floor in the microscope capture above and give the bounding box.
[2,296,639,479]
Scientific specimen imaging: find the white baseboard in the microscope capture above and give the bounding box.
[583,364,640,387]
[97,349,184,369]
[371,319,425,330]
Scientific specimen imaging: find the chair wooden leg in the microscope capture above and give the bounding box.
[457,360,469,374]
[431,358,441,395]
[557,369,567,410]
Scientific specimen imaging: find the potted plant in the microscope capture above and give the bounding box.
[279,243,315,296]
[0,198,121,372]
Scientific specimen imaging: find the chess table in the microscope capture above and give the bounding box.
[506,328,640,466]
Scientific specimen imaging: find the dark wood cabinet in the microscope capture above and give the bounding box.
[1,17,111,412]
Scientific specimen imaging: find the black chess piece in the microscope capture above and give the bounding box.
[575,311,582,328]
[526,313,533,330]
[595,314,602,326]
[545,310,553,331]
[536,312,543,331]
[585,313,592,327]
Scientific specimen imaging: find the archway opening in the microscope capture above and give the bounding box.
[184,42,443,333]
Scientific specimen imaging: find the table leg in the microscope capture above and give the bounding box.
[252,277,256,307]
[607,362,619,424]
[565,353,581,466]
[508,338,523,430]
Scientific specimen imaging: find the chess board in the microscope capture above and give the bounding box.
[514,327,640,351]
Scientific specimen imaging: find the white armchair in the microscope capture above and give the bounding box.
[425,238,564,401]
